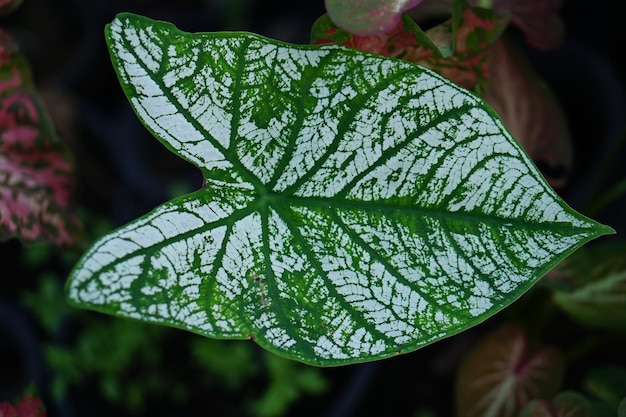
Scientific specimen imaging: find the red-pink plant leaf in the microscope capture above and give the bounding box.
[0,29,79,246]
[518,399,555,417]
[312,1,508,92]
[13,391,47,417]
[324,0,423,35]
[415,3,508,92]
[0,0,22,17]
[455,325,564,417]
[482,37,572,189]
[0,388,46,417]
[520,392,598,417]
[311,13,450,58]
[490,0,564,50]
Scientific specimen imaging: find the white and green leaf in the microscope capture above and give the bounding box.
[66,13,613,366]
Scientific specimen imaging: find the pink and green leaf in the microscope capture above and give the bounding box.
[324,0,423,36]
[519,392,600,417]
[312,0,508,92]
[456,325,564,417]
[494,0,565,50]
[0,30,79,246]
[482,37,572,188]
[0,387,47,417]
[0,0,22,17]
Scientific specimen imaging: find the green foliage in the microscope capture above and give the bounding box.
[191,339,259,390]
[26,274,327,416]
[584,366,626,410]
[552,242,626,331]
[519,392,598,417]
[249,353,327,417]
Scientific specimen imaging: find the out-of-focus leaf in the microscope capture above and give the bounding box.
[0,0,22,17]
[553,243,626,331]
[482,37,571,189]
[0,386,47,417]
[543,245,593,291]
[553,269,626,331]
[518,399,554,417]
[618,398,626,417]
[249,352,327,417]
[0,30,79,246]
[312,0,508,92]
[489,0,564,50]
[324,0,424,35]
[456,325,564,417]
[584,366,626,410]
[520,392,599,417]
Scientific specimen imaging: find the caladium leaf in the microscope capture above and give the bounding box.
[0,30,79,246]
[456,326,565,417]
[0,386,47,417]
[324,0,424,36]
[66,13,612,366]
[483,37,572,188]
[312,1,509,92]
[492,0,565,51]
[311,13,455,59]
[0,0,22,17]
[519,392,599,417]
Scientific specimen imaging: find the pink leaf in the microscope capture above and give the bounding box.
[312,4,508,92]
[325,0,424,35]
[520,392,598,417]
[0,388,46,417]
[483,37,572,188]
[490,0,565,50]
[0,0,22,17]
[0,29,79,246]
[456,326,565,417]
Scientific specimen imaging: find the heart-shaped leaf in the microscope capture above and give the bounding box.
[483,37,572,188]
[66,13,612,366]
[456,326,565,417]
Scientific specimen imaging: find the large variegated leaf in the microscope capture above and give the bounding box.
[66,13,612,366]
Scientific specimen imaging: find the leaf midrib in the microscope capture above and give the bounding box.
[113,19,594,239]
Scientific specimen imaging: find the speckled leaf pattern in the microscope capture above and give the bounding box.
[66,13,612,366]
[0,29,78,246]
[311,3,508,93]
[324,0,423,36]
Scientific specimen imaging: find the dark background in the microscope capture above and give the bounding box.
[1,1,625,416]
